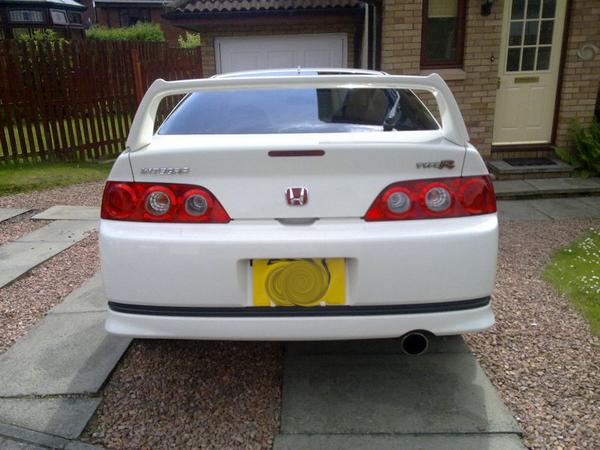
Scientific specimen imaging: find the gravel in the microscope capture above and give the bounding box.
[0,181,105,209]
[84,340,282,450]
[0,232,100,354]
[466,219,600,450]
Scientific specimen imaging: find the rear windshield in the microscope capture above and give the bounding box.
[158,88,439,135]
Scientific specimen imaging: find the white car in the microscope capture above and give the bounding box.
[100,68,498,354]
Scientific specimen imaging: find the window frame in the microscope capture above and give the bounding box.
[8,9,45,24]
[420,0,467,69]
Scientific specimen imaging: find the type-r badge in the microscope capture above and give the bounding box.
[285,187,308,206]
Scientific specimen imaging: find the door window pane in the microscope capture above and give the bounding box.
[542,0,556,18]
[524,20,538,45]
[509,21,523,45]
[511,0,525,19]
[527,0,541,18]
[521,47,536,70]
[507,48,521,71]
[536,46,551,70]
[539,20,553,44]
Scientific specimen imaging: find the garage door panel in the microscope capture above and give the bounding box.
[216,34,347,73]
[223,51,267,73]
[304,49,340,67]
[266,51,296,69]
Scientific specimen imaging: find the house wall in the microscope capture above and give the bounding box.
[555,0,600,147]
[171,13,358,77]
[94,6,185,45]
[381,0,600,157]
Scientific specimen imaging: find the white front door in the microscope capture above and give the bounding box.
[492,0,567,145]
[214,34,347,74]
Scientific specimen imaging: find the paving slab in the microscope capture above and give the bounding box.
[32,206,100,222]
[497,200,552,220]
[17,220,97,243]
[0,312,130,397]
[281,350,520,435]
[492,180,533,196]
[0,242,73,288]
[0,398,101,440]
[526,177,600,193]
[0,209,30,223]
[0,423,68,449]
[574,195,600,211]
[530,197,600,219]
[0,221,97,288]
[286,335,469,356]
[50,274,105,315]
[274,433,526,450]
[0,437,47,449]
[493,177,600,199]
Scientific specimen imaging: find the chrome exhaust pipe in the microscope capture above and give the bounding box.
[400,331,429,356]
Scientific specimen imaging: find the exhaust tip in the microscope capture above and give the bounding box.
[400,331,429,356]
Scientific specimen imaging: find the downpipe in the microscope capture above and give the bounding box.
[400,331,429,356]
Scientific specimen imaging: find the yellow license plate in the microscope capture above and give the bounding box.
[252,258,345,307]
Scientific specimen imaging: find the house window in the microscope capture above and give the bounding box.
[421,0,466,68]
[8,10,44,23]
[68,12,82,24]
[120,8,151,27]
[50,10,68,25]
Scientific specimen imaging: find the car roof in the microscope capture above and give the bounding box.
[214,68,387,78]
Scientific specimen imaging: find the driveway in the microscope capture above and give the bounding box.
[0,187,598,449]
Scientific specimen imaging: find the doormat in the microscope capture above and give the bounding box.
[504,157,557,167]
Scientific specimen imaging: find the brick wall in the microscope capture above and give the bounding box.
[171,14,357,77]
[555,0,600,147]
[382,0,503,156]
[381,0,600,157]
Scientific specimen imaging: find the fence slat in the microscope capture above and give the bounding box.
[0,40,203,163]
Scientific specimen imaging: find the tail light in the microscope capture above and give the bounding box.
[364,176,496,221]
[101,182,230,223]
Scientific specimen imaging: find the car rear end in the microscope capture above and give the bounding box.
[99,71,498,341]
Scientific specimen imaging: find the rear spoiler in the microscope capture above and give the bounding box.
[126,74,469,151]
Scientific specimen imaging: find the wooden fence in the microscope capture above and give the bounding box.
[0,40,202,163]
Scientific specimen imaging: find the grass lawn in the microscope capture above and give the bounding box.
[544,230,600,336]
[0,162,111,196]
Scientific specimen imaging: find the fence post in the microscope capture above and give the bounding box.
[131,48,144,104]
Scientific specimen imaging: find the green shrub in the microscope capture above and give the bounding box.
[86,23,165,42]
[555,120,600,177]
[178,32,201,48]
[17,29,66,45]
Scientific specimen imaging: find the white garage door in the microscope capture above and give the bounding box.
[214,34,347,74]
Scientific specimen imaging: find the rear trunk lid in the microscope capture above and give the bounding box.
[129,131,466,220]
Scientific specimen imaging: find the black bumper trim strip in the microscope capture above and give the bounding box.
[108,297,490,317]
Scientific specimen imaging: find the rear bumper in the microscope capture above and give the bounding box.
[106,300,494,340]
[100,214,498,308]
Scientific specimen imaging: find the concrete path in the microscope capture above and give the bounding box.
[0,208,30,223]
[494,177,600,199]
[0,220,97,288]
[275,337,524,450]
[32,206,100,221]
[0,275,130,448]
[498,196,600,220]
